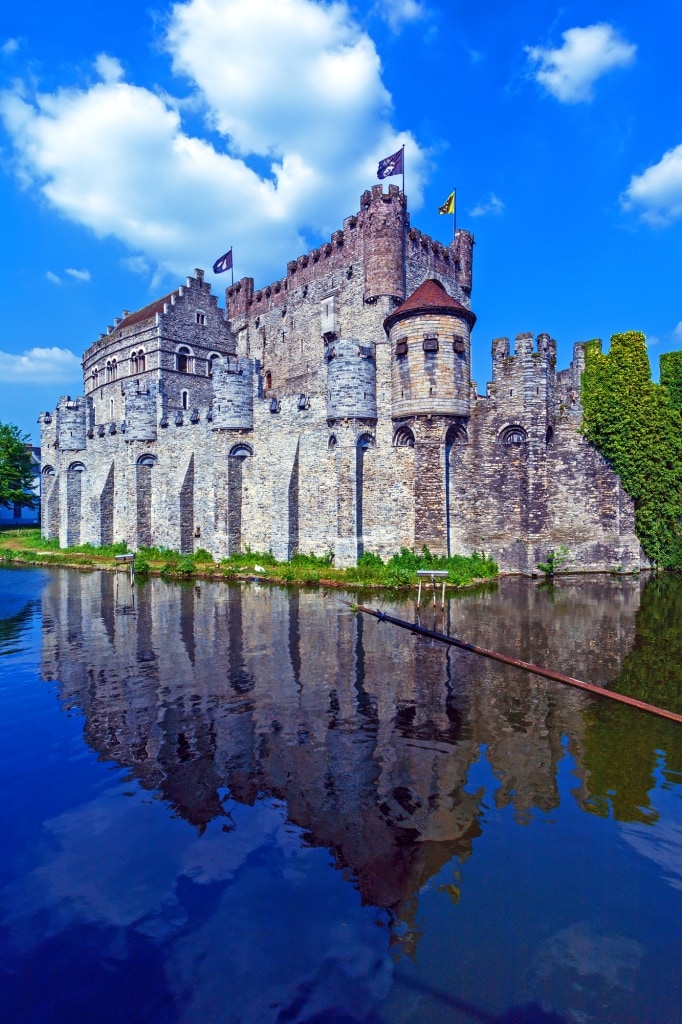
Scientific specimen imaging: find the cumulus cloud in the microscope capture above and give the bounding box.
[0,0,426,287]
[526,24,636,103]
[0,346,81,383]
[65,267,91,282]
[45,271,61,285]
[674,323,682,339]
[93,53,124,84]
[469,193,504,217]
[621,144,682,225]
[1,38,20,57]
[375,0,427,32]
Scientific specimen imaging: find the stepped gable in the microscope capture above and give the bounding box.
[384,278,476,333]
[118,292,176,330]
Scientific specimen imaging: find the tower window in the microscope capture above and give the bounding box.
[176,347,192,373]
[196,312,206,326]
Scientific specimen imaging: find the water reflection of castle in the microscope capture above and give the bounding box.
[40,571,645,919]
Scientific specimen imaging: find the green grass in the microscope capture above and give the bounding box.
[0,528,498,590]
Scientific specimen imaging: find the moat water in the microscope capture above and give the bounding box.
[1,567,681,1024]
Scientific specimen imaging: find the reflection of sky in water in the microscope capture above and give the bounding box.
[1,779,392,1022]
[2,567,682,1023]
[620,760,682,892]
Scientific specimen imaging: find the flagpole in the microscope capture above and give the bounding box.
[402,145,405,197]
[231,249,234,287]
[453,189,457,244]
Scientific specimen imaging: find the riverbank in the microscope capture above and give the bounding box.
[0,528,498,591]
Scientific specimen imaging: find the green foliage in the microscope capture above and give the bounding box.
[70,540,129,557]
[289,551,333,567]
[345,545,497,587]
[193,548,214,563]
[582,332,682,569]
[0,423,37,511]
[537,545,570,576]
[660,350,682,413]
[134,553,150,574]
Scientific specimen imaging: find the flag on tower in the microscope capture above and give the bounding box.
[212,248,233,274]
[377,148,404,179]
[439,191,455,215]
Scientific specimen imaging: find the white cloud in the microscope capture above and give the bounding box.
[469,193,504,217]
[621,144,682,225]
[375,0,427,32]
[0,0,426,288]
[121,255,151,277]
[0,346,81,383]
[93,53,124,84]
[526,24,636,103]
[65,267,91,282]
[1,38,20,57]
[45,270,61,285]
[673,322,682,339]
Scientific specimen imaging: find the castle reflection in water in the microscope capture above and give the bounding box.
[40,571,651,928]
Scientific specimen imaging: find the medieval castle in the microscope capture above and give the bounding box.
[39,184,643,573]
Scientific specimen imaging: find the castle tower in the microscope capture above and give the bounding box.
[361,184,407,304]
[124,381,158,441]
[56,396,90,451]
[211,356,254,431]
[325,340,377,422]
[385,278,476,420]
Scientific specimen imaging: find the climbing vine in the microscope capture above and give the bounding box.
[661,350,682,413]
[581,331,682,570]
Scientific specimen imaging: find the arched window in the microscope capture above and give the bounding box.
[138,350,146,372]
[328,434,337,450]
[445,423,468,446]
[545,425,554,445]
[106,361,112,382]
[393,426,415,448]
[208,353,220,377]
[130,351,138,374]
[92,368,99,387]
[42,465,55,476]
[68,461,86,473]
[182,391,188,410]
[357,432,375,450]
[111,359,117,381]
[137,454,157,467]
[229,443,253,461]
[264,370,272,392]
[176,346,192,373]
[500,425,528,445]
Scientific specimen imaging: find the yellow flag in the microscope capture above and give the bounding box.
[439,191,455,215]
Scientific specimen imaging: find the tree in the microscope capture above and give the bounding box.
[0,423,38,511]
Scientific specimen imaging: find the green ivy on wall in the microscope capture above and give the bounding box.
[581,331,682,570]
[661,350,682,413]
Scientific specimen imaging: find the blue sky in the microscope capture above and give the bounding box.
[2,0,681,442]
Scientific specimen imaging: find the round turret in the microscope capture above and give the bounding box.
[326,338,377,421]
[385,278,476,420]
[211,356,254,430]
[361,185,406,303]
[57,396,88,451]
[124,382,158,441]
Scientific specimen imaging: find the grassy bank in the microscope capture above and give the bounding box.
[0,528,498,591]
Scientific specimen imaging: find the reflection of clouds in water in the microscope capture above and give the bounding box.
[534,921,644,990]
[1,787,391,1020]
[621,819,682,892]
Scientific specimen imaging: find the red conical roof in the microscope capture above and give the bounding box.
[384,278,476,333]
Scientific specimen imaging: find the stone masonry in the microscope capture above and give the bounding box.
[39,185,644,573]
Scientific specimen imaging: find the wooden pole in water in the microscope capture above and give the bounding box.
[349,603,682,726]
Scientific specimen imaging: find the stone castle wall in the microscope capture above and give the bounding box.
[39,187,644,573]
